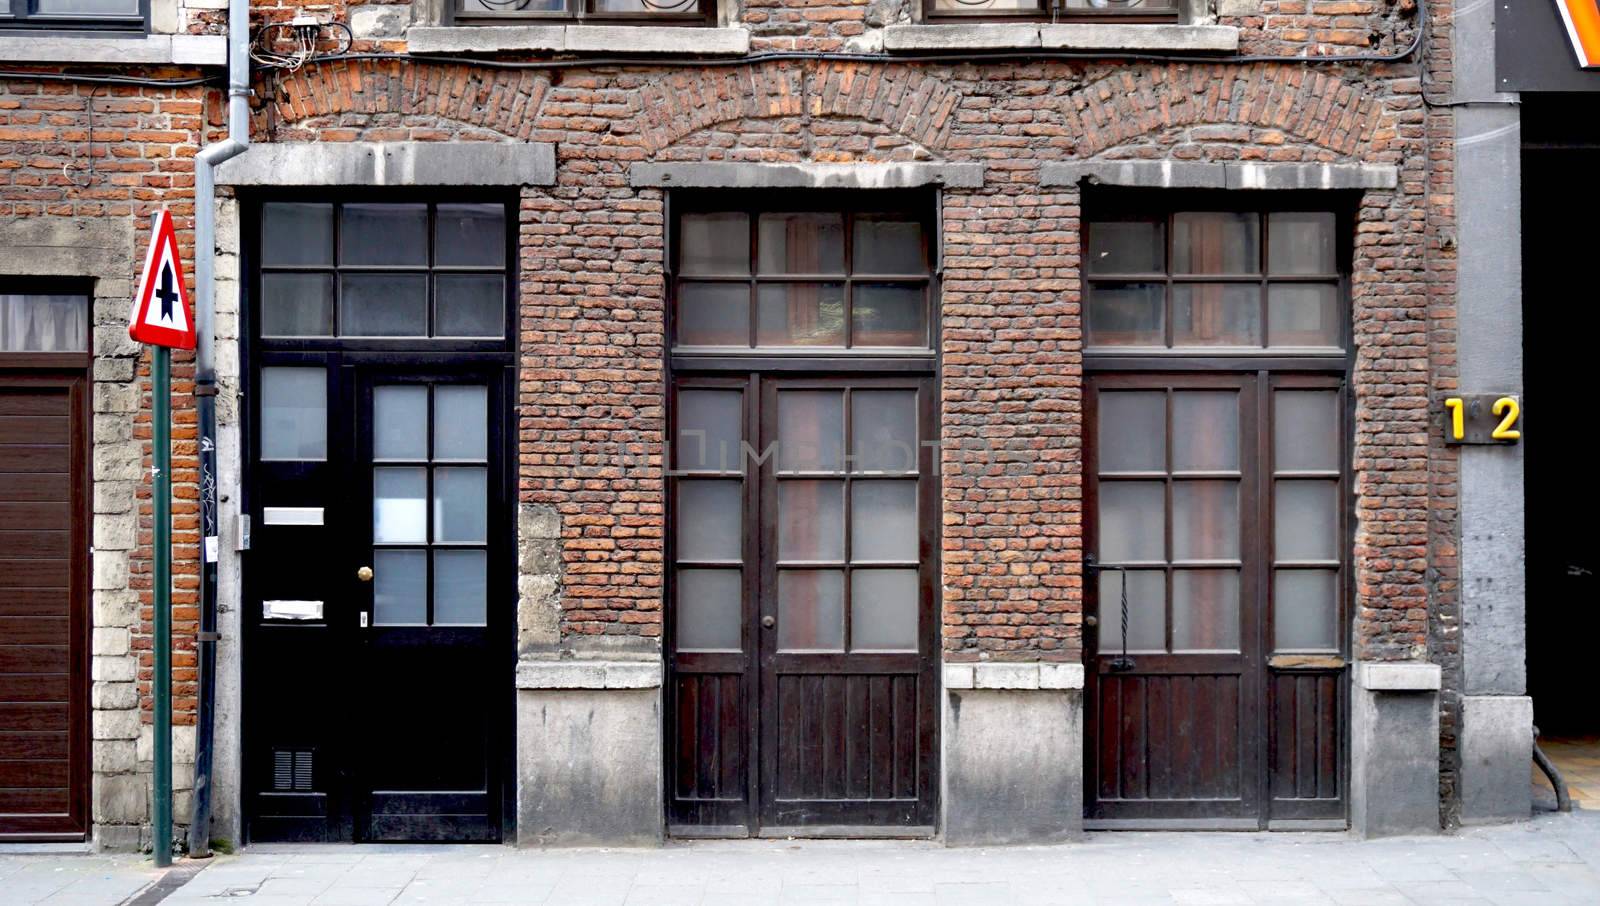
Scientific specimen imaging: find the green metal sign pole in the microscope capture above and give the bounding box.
[152,344,172,868]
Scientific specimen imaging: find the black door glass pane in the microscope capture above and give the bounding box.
[436,204,506,267]
[1172,284,1262,347]
[853,216,925,274]
[435,275,505,337]
[1088,220,1163,274]
[678,282,750,346]
[260,273,334,337]
[1086,283,1164,346]
[758,213,845,275]
[852,284,926,348]
[757,283,845,347]
[262,203,333,267]
[1173,212,1261,275]
[341,274,428,336]
[341,204,428,266]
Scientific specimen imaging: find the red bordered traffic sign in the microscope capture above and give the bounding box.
[129,208,196,350]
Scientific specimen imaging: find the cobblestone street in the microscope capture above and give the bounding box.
[19,809,1587,906]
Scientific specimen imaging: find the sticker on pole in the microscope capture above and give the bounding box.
[129,208,196,349]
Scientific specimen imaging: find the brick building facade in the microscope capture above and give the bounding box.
[0,0,1540,849]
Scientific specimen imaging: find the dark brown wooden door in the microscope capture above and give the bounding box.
[1085,372,1348,829]
[0,373,89,840]
[666,374,938,836]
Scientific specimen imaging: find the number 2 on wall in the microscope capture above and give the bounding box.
[1491,397,1521,440]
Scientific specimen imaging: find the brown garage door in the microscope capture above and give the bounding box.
[0,289,90,841]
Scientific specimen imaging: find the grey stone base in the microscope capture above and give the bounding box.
[1350,662,1442,837]
[1460,695,1534,825]
[942,663,1084,846]
[92,824,142,853]
[516,661,663,846]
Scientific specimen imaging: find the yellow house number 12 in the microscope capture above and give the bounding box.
[1443,395,1521,444]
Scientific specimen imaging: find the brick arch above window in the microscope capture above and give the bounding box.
[1061,64,1388,158]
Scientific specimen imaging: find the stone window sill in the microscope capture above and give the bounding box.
[882,22,1240,53]
[0,33,226,65]
[408,24,749,56]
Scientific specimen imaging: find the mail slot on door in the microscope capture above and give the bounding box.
[263,600,324,621]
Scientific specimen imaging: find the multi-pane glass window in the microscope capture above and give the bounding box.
[1086,211,1343,351]
[925,0,1177,23]
[456,0,714,24]
[0,0,144,31]
[371,383,491,627]
[673,209,933,351]
[258,202,508,340]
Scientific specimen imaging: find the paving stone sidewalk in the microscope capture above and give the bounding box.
[16,810,1600,906]
[0,850,164,906]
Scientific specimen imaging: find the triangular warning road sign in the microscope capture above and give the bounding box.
[129,208,196,350]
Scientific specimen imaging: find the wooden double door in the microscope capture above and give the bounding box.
[245,360,513,842]
[1085,371,1349,829]
[666,373,939,836]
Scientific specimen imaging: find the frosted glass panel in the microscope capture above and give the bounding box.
[435,385,488,461]
[260,273,334,337]
[676,569,742,651]
[0,294,88,352]
[435,204,505,267]
[757,283,845,347]
[1173,212,1260,274]
[36,0,141,14]
[341,274,427,337]
[433,550,486,625]
[1172,391,1239,472]
[261,203,332,266]
[677,480,743,562]
[1274,480,1338,561]
[374,468,427,543]
[1087,283,1164,346]
[1267,212,1337,275]
[852,284,926,347]
[435,274,504,337]
[853,216,924,274]
[374,386,427,461]
[851,570,918,651]
[373,550,426,625]
[677,282,749,347]
[778,570,844,651]
[1097,569,1165,653]
[778,480,843,562]
[1098,391,1165,473]
[433,467,487,544]
[777,391,844,473]
[1098,481,1164,563]
[851,390,917,474]
[679,213,750,276]
[1087,220,1163,274]
[1172,284,1261,347]
[1267,284,1341,348]
[758,213,844,274]
[1274,570,1337,650]
[1173,569,1241,652]
[260,367,326,461]
[676,390,742,473]
[851,481,916,562]
[341,204,427,266]
[1172,481,1239,561]
[1274,390,1339,472]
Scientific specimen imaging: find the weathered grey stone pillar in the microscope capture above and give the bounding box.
[515,659,664,846]
[942,662,1083,845]
[1350,662,1442,837]
[1454,0,1533,826]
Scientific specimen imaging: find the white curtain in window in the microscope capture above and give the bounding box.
[0,294,89,352]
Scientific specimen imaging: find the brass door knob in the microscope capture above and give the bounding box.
[357,566,374,582]
[1085,615,1098,627]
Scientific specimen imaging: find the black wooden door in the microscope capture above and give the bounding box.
[1085,372,1348,828]
[666,374,938,836]
[246,361,511,842]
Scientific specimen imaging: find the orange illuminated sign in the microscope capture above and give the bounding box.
[1555,0,1600,67]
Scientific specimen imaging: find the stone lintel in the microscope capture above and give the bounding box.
[944,662,1086,691]
[517,659,663,690]
[218,142,557,187]
[1041,160,1399,191]
[1356,661,1443,692]
[408,25,750,55]
[629,161,985,190]
[883,23,1238,53]
[0,34,226,66]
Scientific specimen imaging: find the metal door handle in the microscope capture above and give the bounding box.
[761,615,775,629]
[357,566,374,582]
[1085,615,1098,627]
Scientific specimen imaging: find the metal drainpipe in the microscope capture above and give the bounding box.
[187,0,250,859]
